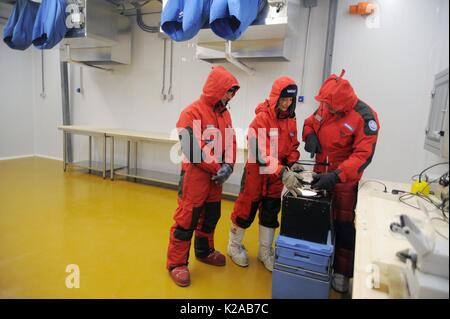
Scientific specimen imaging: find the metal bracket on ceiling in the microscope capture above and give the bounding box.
[225,41,255,76]
[62,44,113,73]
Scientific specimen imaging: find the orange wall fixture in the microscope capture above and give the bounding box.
[349,2,375,15]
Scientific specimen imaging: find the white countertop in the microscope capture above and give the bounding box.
[353,180,449,298]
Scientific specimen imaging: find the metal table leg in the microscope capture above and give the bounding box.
[110,136,114,180]
[103,134,107,179]
[63,131,67,172]
[134,141,138,182]
[88,135,92,174]
[127,140,131,174]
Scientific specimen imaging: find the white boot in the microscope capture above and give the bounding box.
[258,225,275,272]
[332,273,350,293]
[227,224,249,267]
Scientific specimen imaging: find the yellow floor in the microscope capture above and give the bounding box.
[0,157,345,299]
[0,157,277,299]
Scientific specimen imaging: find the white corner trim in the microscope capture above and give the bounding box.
[0,154,63,162]
[34,154,63,162]
[0,155,35,161]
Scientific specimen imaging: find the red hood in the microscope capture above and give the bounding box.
[315,70,358,113]
[200,66,240,107]
[255,76,297,118]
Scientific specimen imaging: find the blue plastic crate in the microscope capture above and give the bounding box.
[275,232,334,274]
[272,266,331,299]
[274,263,331,281]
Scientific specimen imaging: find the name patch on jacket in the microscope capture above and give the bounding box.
[343,123,355,133]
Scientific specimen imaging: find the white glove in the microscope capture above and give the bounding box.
[290,163,305,172]
[281,167,303,197]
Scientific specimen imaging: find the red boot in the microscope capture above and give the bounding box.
[197,250,226,266]
[169,266,191,287]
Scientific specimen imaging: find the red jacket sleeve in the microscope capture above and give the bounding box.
[286,119,300,165]
[177,109,221,175]
[223,112,237,170]
[337,114,380,183]
[302,113,317,141]
[248,115,285,178]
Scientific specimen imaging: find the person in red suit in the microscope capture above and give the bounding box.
[303,70,380,293]
[227,76,305,272]
[167,66,240,287]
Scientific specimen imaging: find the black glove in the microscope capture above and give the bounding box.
[212,164,233,185]
[311,171,340,190]
[305,133,322,159]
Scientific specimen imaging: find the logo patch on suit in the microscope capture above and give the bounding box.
[290,132,295,137]
[368,120,378,132]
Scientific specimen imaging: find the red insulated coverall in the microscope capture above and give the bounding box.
[302,71,380,277]
[167,66,239,270]
[231,77,300,229]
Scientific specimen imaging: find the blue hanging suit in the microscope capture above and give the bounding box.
[32,0,68,50]
[3,0,39,50]
[3,0,68,50]
[161,0,211,42]
[210,0,266,41]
